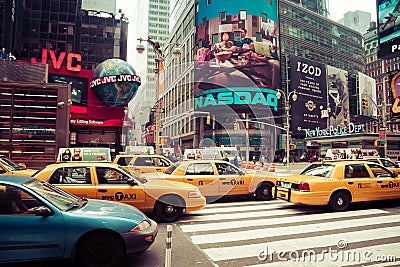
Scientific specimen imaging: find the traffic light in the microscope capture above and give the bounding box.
[362,97,369,109]
[206,115,210,125]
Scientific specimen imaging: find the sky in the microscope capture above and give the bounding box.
[327,0,377,22]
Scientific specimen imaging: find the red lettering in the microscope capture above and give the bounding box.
[67,53,82,72]
[30,49,82,72]
[30,48,48,64]
[49,50,65,69]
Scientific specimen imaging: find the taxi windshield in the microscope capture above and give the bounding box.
[0,155,25,171]
[301,164,335,178]
[23,178,81,211]
[164,163,179,174]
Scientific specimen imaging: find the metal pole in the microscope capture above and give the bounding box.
[286,103,290,171]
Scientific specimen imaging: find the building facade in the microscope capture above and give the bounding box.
[156,0,376,161]
[0,0,131,166]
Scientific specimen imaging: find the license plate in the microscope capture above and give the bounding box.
[282,182,291,189]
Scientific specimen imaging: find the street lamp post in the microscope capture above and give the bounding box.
[276,89,297,170]
[136,37,181,154]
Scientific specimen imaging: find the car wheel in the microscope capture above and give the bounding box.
[255,183,273,201]
[154,200,183,223]
[328,191,350,211]
[77,232,124,267]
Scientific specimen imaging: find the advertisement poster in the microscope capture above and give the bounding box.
[289,56,327,134]
[326,65,350,129]
[58,148,111,162]
[377,0,400,58]
[390,71,400,117]
[358,72,378,117]
[194,0,280,112]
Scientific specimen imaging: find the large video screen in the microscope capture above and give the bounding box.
[378,0,400,58]
[194,0,280,112]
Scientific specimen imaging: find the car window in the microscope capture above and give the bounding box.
[301,164,334,177]
[368,163,393,178]
[164,163,178,174]
[344,164,370,178]
[154,157,170,167]
[49,167,90,184]
[116,156,133,166]
[133,157,153,166]
[185,163,214,175]
[95,167,130,184]
[215,162,239,175]
[367,159,379,164]
[0,184,43,215]
[381,159,397,168]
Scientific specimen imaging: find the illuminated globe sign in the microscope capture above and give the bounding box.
[90,58,141,107]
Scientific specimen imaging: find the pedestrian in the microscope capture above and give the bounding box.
[233,155,240,167]
[223,153,229,162]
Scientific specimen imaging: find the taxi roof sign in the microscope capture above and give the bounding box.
[57,147,111,162]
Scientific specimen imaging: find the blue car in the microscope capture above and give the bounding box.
[0,175,158,267]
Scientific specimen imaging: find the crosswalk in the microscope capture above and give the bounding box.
[177,199,400,267]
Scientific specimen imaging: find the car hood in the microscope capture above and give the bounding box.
[278,175,324,184]
[143,178,199,190]
[72,199,148,223]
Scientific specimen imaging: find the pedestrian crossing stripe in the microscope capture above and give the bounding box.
[191,202,294,215]
[180,209,388,233]
[189,213,400,245]
[201,225,400,262]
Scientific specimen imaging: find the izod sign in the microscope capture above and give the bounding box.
[31,48,82,72]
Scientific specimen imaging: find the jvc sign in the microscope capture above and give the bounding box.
[31,48,82,72]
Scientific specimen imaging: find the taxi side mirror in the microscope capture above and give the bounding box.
[127,178,138,186]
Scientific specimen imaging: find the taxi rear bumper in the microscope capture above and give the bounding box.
[276,187,330,206]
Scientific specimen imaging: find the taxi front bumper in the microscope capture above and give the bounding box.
[185,196,207,212]
[275,187,331,206]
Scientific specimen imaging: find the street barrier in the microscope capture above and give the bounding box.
[165,225,172,267]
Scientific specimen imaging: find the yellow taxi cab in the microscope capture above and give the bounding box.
[113,154,173,175]
[33,162,206,222]
[144,159,278,201]
[0,155,37,176]
[276,160,400,211]
[364,157,400,174]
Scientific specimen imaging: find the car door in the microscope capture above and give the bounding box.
[48,166,97,200]
[184,163,219,196]
[0,184,65,262]
[343,163,379,202]
[215,162,248,196]
[368,163,400,199]
[94,166,146,210]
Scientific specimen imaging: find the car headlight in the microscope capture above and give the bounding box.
[131,220,151,232]
[188,190,202,198]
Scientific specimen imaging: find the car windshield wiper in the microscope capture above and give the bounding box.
[67,198,88,211]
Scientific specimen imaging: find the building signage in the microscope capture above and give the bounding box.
[31,48,82,72]
[70,119,104,126]
[304,123,365,138]
[194,88,278,110]
[90,74,141,88]
[290,56,327,134]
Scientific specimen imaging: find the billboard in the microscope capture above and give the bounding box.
[194,0,280,112]
[377,0,400,58]
[290,56,327,134]
[390,71,400,117]
[326,65,350,129]
[358,72,378,117]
